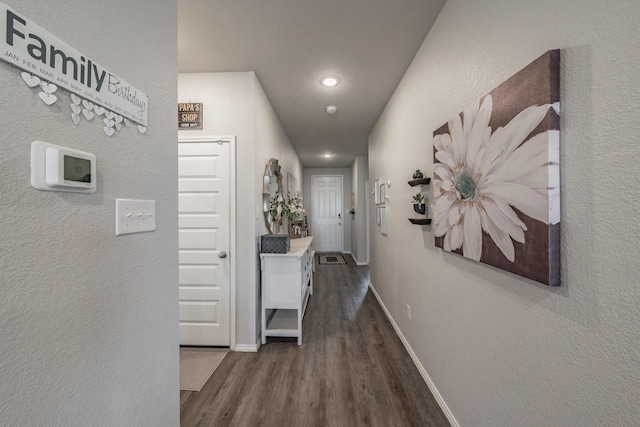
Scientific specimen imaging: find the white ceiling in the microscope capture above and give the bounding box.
[178,0,446,167]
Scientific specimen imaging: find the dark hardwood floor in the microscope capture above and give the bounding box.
[180,255,450,427]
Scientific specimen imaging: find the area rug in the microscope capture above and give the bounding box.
[318,254,347,265]
[180,349,228,391]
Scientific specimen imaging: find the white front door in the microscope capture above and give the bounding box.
[312,175,343,252]
[178,140,231,346]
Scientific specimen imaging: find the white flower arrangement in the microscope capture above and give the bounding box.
[269,191,304,221]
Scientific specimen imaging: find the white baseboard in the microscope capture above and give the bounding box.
[368,282,459,427]
[233,342,259,353]
[347,252,369,266]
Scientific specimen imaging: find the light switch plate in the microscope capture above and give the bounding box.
[116,199,156,235]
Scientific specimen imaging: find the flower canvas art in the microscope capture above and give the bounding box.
[433,50,560,286]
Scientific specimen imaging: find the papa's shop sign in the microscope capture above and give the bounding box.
[0,2,148,126]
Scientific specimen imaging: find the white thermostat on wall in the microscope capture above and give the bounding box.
[31,141,96,193]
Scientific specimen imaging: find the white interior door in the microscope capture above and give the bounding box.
[312,175,343,252]
[178,140,231,346]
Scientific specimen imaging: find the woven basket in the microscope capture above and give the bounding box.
[261,234,290,253]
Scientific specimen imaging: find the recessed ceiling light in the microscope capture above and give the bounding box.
[323,153,332,158]
[326,105,337,114]
[321,76,340,87]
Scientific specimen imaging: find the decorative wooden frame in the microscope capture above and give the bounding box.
[289,220,304,239]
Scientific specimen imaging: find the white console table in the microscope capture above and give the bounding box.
[260,236,314,345]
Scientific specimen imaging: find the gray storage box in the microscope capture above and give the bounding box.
[261,234,291,253]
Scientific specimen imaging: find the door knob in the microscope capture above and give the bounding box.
[219,251,227,259]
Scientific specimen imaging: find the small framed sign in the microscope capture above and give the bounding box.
[178,103,203,129]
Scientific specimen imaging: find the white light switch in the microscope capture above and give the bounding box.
[116,199,156,235]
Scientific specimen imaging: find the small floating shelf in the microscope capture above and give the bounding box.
[408,218,432,225]
[408,177,431,186]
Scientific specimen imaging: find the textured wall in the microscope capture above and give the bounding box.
[253,73,304,237]
[369,0,640,426]
[350,156,368,264]
[179,72,302,347]
[0,1,178,425]
[253,73,304,341]
[179,72,257,346]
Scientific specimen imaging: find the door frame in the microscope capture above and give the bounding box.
[178,135,237,350]
[311,174,344,253]
[365,180,370,264]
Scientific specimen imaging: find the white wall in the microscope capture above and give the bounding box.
[369,1,640,426]
[350,156,368,264]
[179,72,257,346]
[179,72,301,347]
[253,74,303,337]
[303,168,352,254]
[253,74,303,236]
[0,1,178,425]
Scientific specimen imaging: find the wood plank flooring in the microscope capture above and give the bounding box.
[180,256,450,427]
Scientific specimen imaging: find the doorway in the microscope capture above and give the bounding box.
[178,136,236,348]
[312,175,343,252]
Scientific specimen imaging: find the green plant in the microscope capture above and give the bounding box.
[270,191,304,220]
[412,192,424,204]
[282,192,304,220]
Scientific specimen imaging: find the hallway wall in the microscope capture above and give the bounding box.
[179,72,257,347]
[179,72,302,347]
[0,1,178,425]
[369,0,640,426]
[351,156,368,264]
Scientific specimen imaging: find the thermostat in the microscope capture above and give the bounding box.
[31,141,96,193]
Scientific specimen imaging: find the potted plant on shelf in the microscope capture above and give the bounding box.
[412,192,426,215]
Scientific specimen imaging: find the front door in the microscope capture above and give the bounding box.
[178,139,231,346]
[312,175,343,252]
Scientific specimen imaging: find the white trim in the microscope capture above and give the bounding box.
[368,282,460,427]
[234,343,259,353]
[178,135,237,351]
[365,180,370,264]
[348,252,368,266]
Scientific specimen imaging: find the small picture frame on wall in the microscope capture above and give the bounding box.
[289,220,304,239]
[380,205,388,236]
[374,178,380,204]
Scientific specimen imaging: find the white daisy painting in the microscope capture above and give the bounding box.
[433,50,560,286]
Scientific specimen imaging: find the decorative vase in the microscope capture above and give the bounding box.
[413,203,426,215]
[413,170,424,179]
[273,219,282,234]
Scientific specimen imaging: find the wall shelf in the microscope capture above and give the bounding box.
[408,218,432,225]
[408,177,431,186]
[408,173,431,224]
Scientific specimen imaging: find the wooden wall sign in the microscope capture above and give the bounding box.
[178,103,203,130]
[0,1,149,126]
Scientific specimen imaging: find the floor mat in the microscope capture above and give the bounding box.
[180,349,228,391]
[318,254,347,265]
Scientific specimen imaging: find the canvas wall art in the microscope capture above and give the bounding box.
[433,50,560,286]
